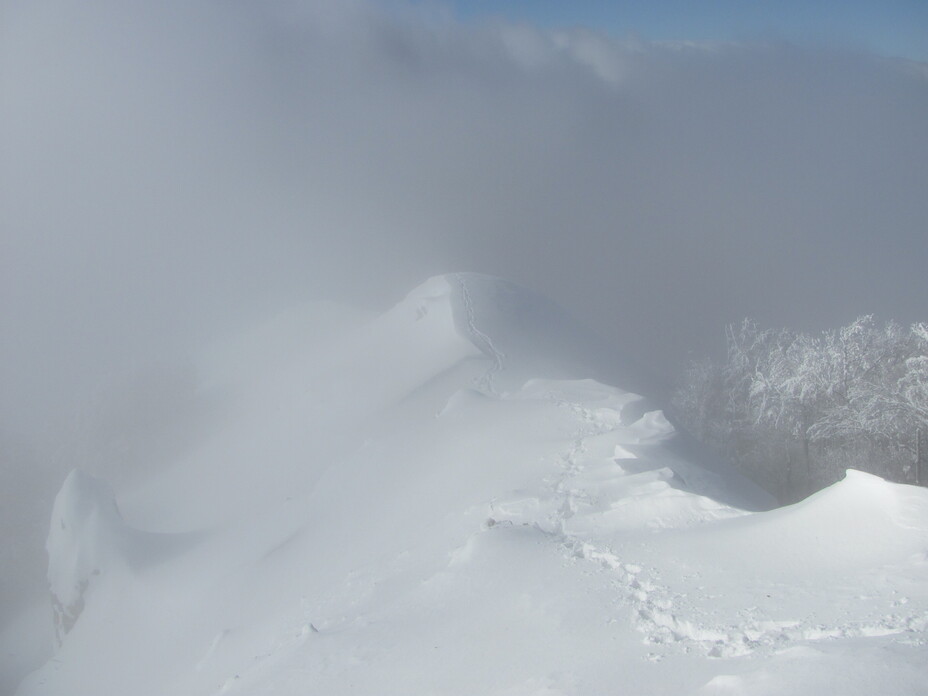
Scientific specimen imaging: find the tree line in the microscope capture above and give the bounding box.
[671,316,928,503]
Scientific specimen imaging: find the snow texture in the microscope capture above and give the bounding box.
[13,274,928,696]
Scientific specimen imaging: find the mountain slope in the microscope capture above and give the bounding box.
[13,274,928,696]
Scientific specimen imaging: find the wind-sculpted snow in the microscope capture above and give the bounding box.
[45,471,202,646]
[16,275,928,695]
[485,377,746,538]
[46,471,127,642]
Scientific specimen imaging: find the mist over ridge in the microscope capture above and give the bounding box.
[3,0,927,438]
[2,4,928,692]
[2,0,928,654]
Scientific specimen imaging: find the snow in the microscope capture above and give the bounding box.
[11,274,928,695]
[45,470,128,642]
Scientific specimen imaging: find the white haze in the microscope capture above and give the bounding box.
[1,0,927,634]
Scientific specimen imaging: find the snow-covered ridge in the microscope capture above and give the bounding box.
[18,275,928,696]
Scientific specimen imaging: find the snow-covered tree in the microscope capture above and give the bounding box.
[673,316,928,501]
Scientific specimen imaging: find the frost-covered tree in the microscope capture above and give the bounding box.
[672,316,928,502]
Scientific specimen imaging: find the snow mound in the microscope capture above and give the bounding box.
[772,469,928,563]
[809,468,928,532]
[731,469,928,570]
[637,469,928,600]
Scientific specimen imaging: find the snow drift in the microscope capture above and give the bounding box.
[13,274,928,696]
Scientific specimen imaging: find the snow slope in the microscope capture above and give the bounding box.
[13,274,928,695]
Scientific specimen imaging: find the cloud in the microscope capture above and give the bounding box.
[1,0,927,490]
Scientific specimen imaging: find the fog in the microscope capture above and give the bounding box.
[2,0,927,628]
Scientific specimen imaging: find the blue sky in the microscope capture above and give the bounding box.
[448,0,928,61]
